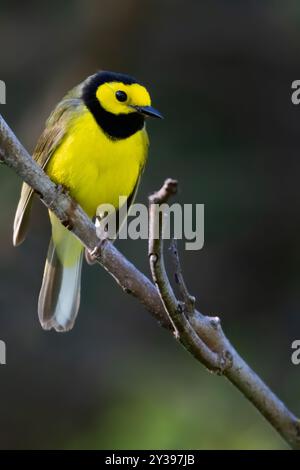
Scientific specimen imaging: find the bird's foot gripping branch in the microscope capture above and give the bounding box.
[0,113,300,449]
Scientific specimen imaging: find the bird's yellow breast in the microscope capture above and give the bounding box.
[46,108,149,218]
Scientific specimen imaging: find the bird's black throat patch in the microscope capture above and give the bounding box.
[82,71,145,140]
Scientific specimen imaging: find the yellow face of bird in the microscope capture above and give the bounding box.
[96,81,151,115]
[82,71,162,139]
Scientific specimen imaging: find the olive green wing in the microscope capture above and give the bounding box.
[13,86,83,246]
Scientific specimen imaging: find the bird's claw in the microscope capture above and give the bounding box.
[85,239,107,264]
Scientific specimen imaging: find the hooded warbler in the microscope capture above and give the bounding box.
[13,71,162,332]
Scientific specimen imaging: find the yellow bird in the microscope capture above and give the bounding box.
[13,71,162,332]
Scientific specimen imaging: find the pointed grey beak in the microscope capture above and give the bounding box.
[132,105,163,119]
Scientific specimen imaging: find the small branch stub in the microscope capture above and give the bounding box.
[149,178,178,204]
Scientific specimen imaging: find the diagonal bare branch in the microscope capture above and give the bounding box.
[0,113,300,449]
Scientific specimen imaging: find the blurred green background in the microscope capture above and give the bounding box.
[1,0,300,450]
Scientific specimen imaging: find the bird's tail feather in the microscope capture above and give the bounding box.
[38,215,83,332]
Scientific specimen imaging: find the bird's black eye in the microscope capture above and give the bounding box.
[115,90,127,102]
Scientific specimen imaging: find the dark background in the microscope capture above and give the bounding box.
[0,0,300,449]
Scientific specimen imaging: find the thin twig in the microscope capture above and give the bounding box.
[148,179,222,371]
[0,112,300,449]
[170,239,195,314]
